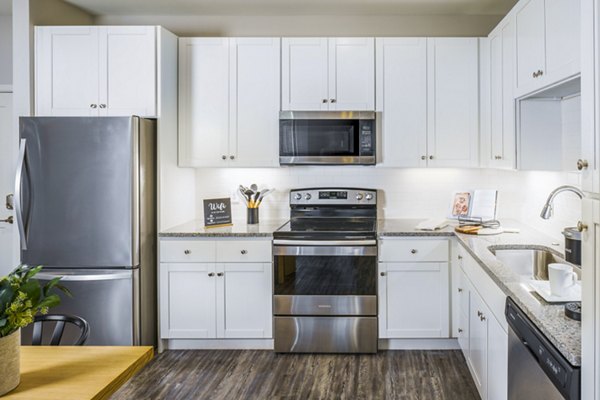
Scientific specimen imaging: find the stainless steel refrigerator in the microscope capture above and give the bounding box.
[17,116,156,346]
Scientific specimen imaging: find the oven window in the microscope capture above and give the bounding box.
[274,255,377,296]
[279,120,360,157]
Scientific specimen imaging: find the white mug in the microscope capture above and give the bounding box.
[548,263,578,297]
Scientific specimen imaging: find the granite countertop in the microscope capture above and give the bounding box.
[159,219,287,238]
[380,218,581,367]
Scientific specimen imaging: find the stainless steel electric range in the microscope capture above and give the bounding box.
[272,188,378,353]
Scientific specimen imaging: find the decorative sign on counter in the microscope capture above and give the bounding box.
[203,198,233,228]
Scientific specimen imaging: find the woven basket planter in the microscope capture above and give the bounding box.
[0,329,20,396]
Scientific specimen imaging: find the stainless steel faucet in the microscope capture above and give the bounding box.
[540,185,585,219]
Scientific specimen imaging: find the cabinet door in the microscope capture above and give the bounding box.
[35,27,100,116]
[328,38,375,111]
[379,262,449,338]
[544,0,580,84]
[468,289,488,399]
[281,38,329,111]
[427,38,479,167]
[376,38,427,167]
[160,263,217,339]
[229,38,280,167]
[489,19,516,169]
[515,0,545,95]
[217,263,272,338]
[487,314,508,400]
[98,26,156,117]
[178,38,230,167]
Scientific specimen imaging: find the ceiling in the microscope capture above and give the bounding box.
[63,0,516,16]
[0,0,11,16]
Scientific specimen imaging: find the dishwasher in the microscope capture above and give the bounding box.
[505,297,580,400]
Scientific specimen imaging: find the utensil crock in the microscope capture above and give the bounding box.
[247,208,259,225]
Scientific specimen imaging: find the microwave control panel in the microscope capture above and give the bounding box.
[359,121,375,156]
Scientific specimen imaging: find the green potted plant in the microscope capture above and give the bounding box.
[0,265,70,396]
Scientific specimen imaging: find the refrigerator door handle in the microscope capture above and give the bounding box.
[14,138,27,250]
[36,271,132,281]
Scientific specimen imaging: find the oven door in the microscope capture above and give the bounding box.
[279,111,375,165]
[272,243,377,316]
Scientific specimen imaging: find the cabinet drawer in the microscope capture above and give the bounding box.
[216,240,272,262]
[160,240,216,262]
[379,239,449,262]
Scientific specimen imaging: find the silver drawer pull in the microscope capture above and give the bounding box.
[240,250,247,255]
[208,272,215,277]
[184,249,191,255]
[317,305,332,308]
[410,249,418,254]
[217,272,224,277]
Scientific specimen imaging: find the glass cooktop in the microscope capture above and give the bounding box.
[274,217,377,240]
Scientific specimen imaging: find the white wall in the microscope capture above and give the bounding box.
[95,14,501,37]
[0,16,11,86]
[192,167,581,243]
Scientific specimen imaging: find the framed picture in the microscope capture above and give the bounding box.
[450,192,472,219]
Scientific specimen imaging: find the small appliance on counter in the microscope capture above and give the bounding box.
[562,227,582,265]
[272,188,378,353]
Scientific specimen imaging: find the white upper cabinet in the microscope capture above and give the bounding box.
[36,27,100,116]
[179,37,280,168]
[515,0,581,97]
[376,38,428,167]
[281,38,329,111]
[482,14,516,169]
[376,38,479,168]
[99,26,157,117]
[282,37,375,111]
[36,26,157,117]
[328,38,375,110]
[427,38,480,168]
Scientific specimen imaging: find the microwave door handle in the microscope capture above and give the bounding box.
[14,138,27,250]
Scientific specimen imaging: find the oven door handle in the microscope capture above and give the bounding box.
[272,239,377,246]
[273,244,377,257]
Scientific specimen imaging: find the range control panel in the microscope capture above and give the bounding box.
[290,188,377,206]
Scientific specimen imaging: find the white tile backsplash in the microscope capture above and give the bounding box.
[194,167,582,242]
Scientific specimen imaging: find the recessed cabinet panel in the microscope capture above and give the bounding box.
[329,38,375,111]
[515,0,546,94]
[100,26,156,117]
[427,38,479,168]
[375,38,427,167]
[544,0,580,85]
[281,38,329,111]
[469,289,488,399]
[36,27,100,116]
[178,38,230,167]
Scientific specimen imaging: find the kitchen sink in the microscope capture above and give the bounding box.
[489,247,581,281]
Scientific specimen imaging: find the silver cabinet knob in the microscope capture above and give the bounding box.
[99,104,106,109]
[0,216,13,224]
[457,255,463,260]
[410,249,417,254]
[322,99,328,103]
[184,249,191,255]
[532,71,537,78]
[477,310,482,317]
[222,155,227,160]
[90,104,97,109]
[380,272,386,276]
[208,272,215,277]
[458,288,463,293]
[330,99,336,103]
[538,70,544,76]
[577,221,588,232]
[429,155,434,160]
[217,272,224,277]
[577,159,589,171]
[458,328,463,333]
[421,155,426,160]
[230,155,235,160]
[240,250,247,255]
[480,315,486,321]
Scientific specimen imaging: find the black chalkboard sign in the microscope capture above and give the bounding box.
[203,198,233,228]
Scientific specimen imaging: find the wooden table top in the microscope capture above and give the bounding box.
[3,346,153,400]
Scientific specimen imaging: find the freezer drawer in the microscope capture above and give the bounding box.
[21,269,137,346]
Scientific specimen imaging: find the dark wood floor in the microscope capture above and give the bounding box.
[110,350,479,400]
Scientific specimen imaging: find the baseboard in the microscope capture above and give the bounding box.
[165,339,275,350]
[378,338,460,350]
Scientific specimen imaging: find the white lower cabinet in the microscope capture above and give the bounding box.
[454,242,508,400]
[160,239,273,340]
[378,238,450,339]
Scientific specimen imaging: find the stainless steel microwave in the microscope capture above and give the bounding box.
[279,111,376,165]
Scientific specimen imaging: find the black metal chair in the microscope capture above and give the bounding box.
[31,314,90,346]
